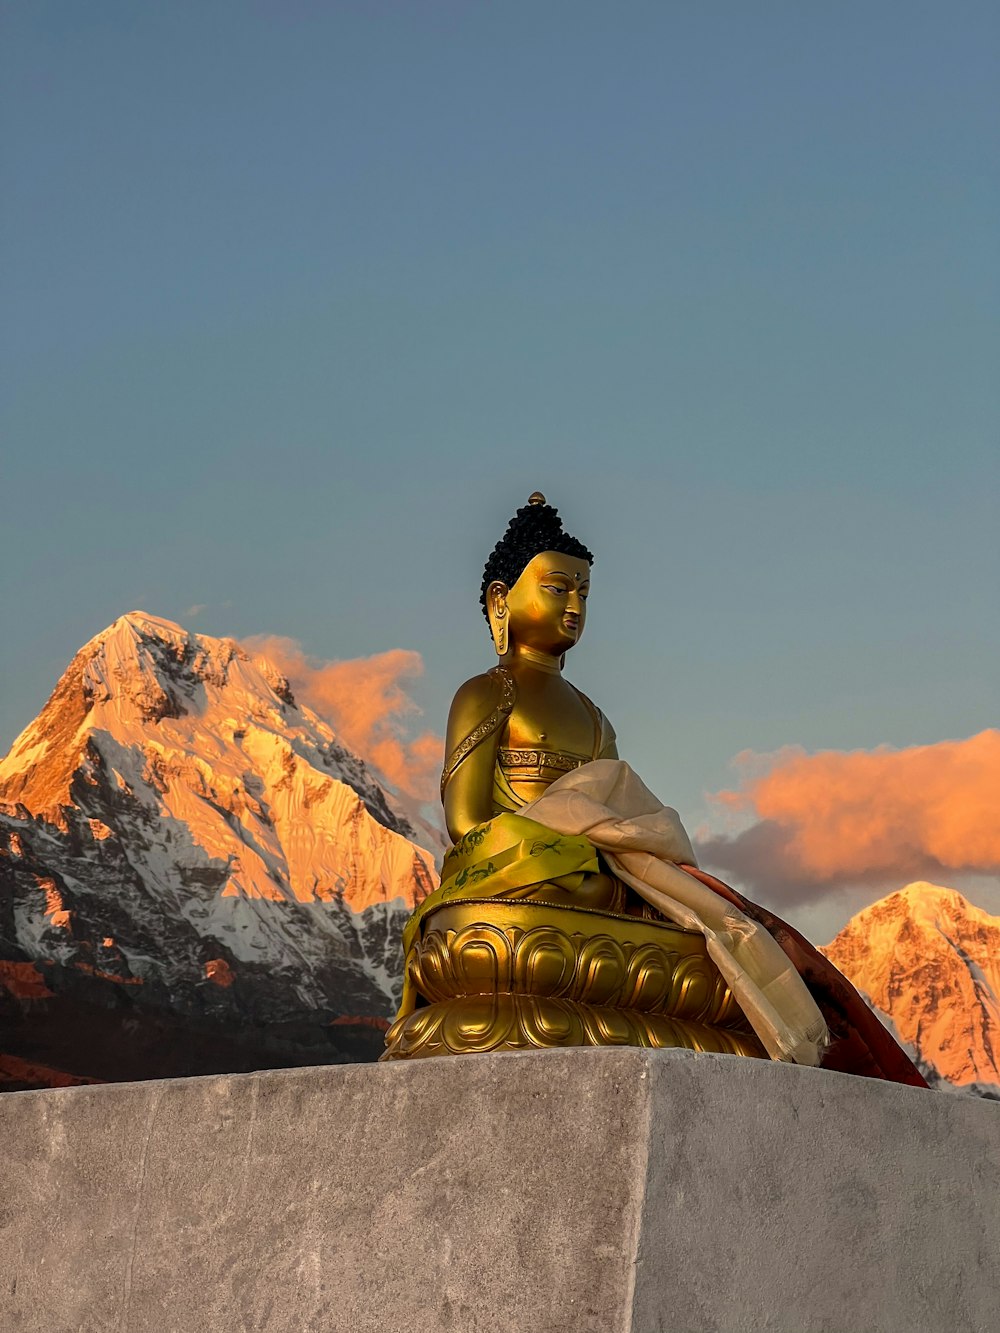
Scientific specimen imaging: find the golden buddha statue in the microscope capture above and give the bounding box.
[382,495,929,1088]
[441,492,623,915]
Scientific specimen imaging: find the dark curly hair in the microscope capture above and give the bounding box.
[480,493,593,621]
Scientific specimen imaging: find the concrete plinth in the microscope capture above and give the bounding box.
[1,1049,997,1332]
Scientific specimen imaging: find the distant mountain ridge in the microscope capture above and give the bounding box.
[0,613,440,1087]
[822,882,1000,1097]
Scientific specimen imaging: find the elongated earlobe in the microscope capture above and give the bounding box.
[486,583,509,657]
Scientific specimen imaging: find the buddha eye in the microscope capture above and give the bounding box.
[542,585,568,595]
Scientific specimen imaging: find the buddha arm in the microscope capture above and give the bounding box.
[442,673,506,843]
[598,711,619,760]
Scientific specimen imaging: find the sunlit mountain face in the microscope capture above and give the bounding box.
[0,614,441,1090]
[822,883,1000,1099]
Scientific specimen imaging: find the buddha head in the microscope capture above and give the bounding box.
[481,493,594,659]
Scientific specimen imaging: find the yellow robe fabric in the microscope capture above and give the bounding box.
[398,812,600,1017]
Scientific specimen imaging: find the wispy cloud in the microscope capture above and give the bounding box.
[242,635,443,802]
[698,730,1000,908]
[184,603,208,619]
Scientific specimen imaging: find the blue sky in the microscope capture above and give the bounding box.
[2,3,998,936]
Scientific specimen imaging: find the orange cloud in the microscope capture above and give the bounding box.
[243,636,443,803]
[698,730,1000,905]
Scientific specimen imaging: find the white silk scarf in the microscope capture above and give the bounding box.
[522,759,829,1067]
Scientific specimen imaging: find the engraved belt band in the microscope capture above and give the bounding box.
[497,749,589,776]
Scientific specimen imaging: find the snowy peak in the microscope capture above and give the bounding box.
[80,611,289,721]
[866,881,983,927]
[78,611,301,742]
[0,612,438,911]
[1,613,443,1084]
[823,883,1000,1090]
[1,613,289,809]
[828,882,1000,964]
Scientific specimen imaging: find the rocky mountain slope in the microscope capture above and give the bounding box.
[0,613,440,1088]
[823,882,1000,1096]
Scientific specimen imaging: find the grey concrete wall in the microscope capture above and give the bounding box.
[0,1050,997,1333]
[632,1055,999,1333]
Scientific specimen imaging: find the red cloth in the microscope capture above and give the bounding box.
[678,865,929,1089]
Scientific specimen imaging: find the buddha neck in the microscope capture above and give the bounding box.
[501,644,563,675]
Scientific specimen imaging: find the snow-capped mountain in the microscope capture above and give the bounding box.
[0,613,440,1088]
[822,883,1000,1095]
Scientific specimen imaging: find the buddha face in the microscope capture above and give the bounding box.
[488,551,591,656]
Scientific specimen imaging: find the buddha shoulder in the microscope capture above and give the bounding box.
[445,669,514,751]
[572,684,618,761]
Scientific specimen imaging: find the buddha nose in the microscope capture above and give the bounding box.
[566,590,584,616]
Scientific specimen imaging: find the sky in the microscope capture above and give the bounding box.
[2,2,998,942]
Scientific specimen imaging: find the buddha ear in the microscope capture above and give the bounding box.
[486,581,509,657]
